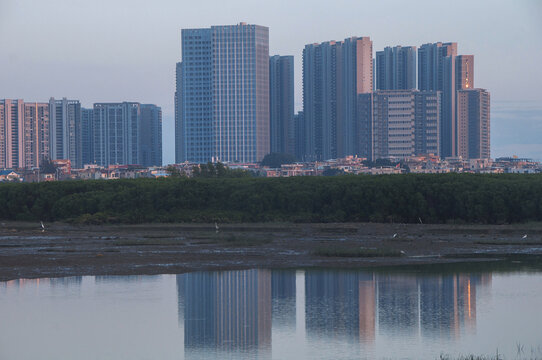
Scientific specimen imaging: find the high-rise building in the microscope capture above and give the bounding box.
[356,93,374,160]
[303,36,373,161]
[414,91,441,156]
[0,100,50,169]
[177,23,270,163]
[49,98,81,168]
[294,111,305,161]
[269,55,295,155]
[418,42,457,158]
[418,42,457,92]
[372,90,415,160]
[358,90,441,160]
[457,89,490,159]
[81,108,94,166]
[174,62,183,164]
[140,104,162,167]
[22,102,50,169]
[0,99,24,169]
[92,102,140,167]
[376,46,416,90]
[455,55,474,90]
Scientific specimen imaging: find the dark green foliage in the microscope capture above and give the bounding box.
[0,173,541,224]
[192,162,252,178]
[322,168,346,176]
[260,153,296,168]
[166,165,181,177]
[40,159,56,174]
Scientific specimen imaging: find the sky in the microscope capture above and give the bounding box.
[1,0,541,164]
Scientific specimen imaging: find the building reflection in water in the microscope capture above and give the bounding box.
[271,270,296,328]
[1,277,83,289]
[177,269,272,359]
[305,270,375,344]
[176,268,492,355]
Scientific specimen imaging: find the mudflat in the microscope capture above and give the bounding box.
[1,221,542,281]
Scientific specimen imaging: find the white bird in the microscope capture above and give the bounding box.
[40,221,45,232]
[392,233,398,239]
[215,222,219,233]
[522,234,528,239]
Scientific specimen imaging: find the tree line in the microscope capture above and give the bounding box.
[0,173,541,224]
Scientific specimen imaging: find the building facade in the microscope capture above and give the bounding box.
[294,111,305,161]
[455,55,474,90]
[418,42,458,158]
[92,102,140,167]
[457,89,490,159]
[269,55,295,156]
[0,99,50,169]
[81,108,94,167]
[177,23,270,163]
[49,98,81,168]
[372,90,416,160]
[358,90,441,161]
[0,99,24,169]
[140,104,162,167]
[414,91,441,156]
[303,36,373,161]
[375,46,416,90]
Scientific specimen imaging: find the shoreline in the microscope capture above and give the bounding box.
[1,221,542,281]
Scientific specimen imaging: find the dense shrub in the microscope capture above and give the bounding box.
[0,173,541,224]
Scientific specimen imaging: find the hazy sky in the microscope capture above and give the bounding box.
[1,0,541,163]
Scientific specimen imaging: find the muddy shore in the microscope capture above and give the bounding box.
[1,221,542,281]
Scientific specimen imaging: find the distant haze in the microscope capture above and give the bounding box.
[1,0,541,164]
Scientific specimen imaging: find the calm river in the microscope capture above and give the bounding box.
[1,263,542,359]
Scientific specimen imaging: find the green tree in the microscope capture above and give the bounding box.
[260,153,296,168]
[166,165,181,177]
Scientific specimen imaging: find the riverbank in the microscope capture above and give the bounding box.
[1,221,542,281]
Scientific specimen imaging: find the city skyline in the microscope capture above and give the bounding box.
[1,0,541,162]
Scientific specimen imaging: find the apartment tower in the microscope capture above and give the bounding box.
[269,55,295,156]
[177,23,270,163]
[375,46,416,90]
[303,36,373,161]
[49,98,82,168]
[457,89,490,159]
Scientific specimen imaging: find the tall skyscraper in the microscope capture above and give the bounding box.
[81,108,94,166]
[139,104,162,166]
[0,100,50,169]
[174,62,183,163]
[457,89,490,159]
[358,90,441,160]
[22,102,50,169]
[49,98,81,168]
[455,55,474,90]
[294,111,305,161]
[177,23,270,163]
[418,42,457,92]
[303,36,373,161]
[0,99,24,169]
[372,90,415,160]
[376,46,416,90]
[92,102,140,167]
[418,42,457,158]
[414,91,441,156]
[269,55,295,155]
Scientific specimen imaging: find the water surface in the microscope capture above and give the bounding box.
[1,264,542,359]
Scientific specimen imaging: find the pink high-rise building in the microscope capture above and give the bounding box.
[0,100,50,169]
